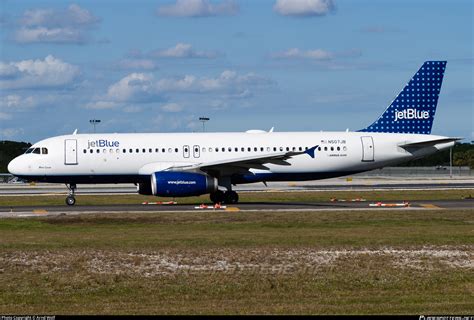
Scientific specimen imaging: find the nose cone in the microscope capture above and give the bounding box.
[7,156,21,175]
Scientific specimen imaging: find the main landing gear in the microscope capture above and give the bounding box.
[210,190,239,204]
[65,184,77,206]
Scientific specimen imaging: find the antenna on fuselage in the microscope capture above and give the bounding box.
[72,129,78,135]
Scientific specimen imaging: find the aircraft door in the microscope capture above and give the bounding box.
[193,145,200,158]
[361,136,374,162]
[183,145,190,158]
[64,139,78,165]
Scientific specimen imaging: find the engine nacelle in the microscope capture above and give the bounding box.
[137,182,153,195]
[151,171,218,197]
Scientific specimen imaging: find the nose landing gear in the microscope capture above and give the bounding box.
[66,184,77,206]
[210,190,239,204]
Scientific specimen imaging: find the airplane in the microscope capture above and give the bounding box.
[8,61,460,205]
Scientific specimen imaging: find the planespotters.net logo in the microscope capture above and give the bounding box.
[419,316,474,320]
[394,108,430,121]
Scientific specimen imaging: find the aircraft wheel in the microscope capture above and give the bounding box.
[66,196,76,206]
[224,191,239,204]
[210,190,225,204]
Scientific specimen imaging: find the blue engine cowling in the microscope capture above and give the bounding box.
[151,171,218,197]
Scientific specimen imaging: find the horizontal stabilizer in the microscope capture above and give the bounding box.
[399,137,462,148]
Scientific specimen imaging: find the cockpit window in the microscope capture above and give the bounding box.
[25,148,33,154]
[32,148,40,154]
[42,148,48,154]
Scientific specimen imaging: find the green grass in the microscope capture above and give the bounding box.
[0,208,473,314]
[0,189,473,206]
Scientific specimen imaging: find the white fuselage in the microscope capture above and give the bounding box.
[8,131,454,186]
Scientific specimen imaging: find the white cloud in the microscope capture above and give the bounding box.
[106,73,158,102]
[0,112,12,120]
[0,95,36,110]
[150,43,218,59]
[0,55,80,90]
[116,59,158,70]
[157,70,274,94]
[273,48,333,60]
[87,73,163,109]
[0,128,24,138]
[86,70,273,111]
[161,103,183,113]
[274,0,335,17]
[85,101,119,110]
[14,4,99,44]
[157,0,239,17]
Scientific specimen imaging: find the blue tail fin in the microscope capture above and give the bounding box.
[359,61,447,134]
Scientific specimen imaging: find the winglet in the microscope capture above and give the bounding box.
[305,145,318,158]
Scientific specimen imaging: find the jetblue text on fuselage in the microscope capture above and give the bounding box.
[394,109,430,122]
[87,139,120,149]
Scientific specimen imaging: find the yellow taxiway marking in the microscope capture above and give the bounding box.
[33,209,48,214]
[420,204,442,209]
[225,207,240,212]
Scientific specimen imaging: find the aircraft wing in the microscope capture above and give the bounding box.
[168,145,318,176]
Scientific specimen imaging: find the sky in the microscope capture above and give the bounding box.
[0,0,472,143]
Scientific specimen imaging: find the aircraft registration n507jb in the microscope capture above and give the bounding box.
[8,61,460,205]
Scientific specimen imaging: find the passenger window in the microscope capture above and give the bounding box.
[331,147,334,151]
[103,149,107,153]
[299,147,302,151]
[247,147,251,152]
[260,147,264,152]
[123,149,126,153]
[267,147,271,152]
[83,149,87,154]
[129,149,133,153]
[273,147,277,152]
[208,148,212,152]
[228,147,232,152]
[202,147,206,153]
[90,149,93,154]
[286,147,289,151]
[279,147,283,151]
[116,149,120,153]
[318,147,321,151]
[234,147,238,152]
[142,148,146,153]
[162,148,165,153]
[241,147,245,152]
[254,147,257,152]
[149,148,152,153]
[136,149,139,153]
[337,146,340,151]
[215,148,219,152]
[175,148,178,153]
[222,147,225,152]
[324,147,328,151]
[96,149,100,153]
[168,148,172,153]
[184,147,189,153]
[42,148,48,154]
[292,147,296,151]
[155,148,159,153]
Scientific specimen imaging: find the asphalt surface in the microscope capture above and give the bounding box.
[1,177,473,195]
[0,199,472,218]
